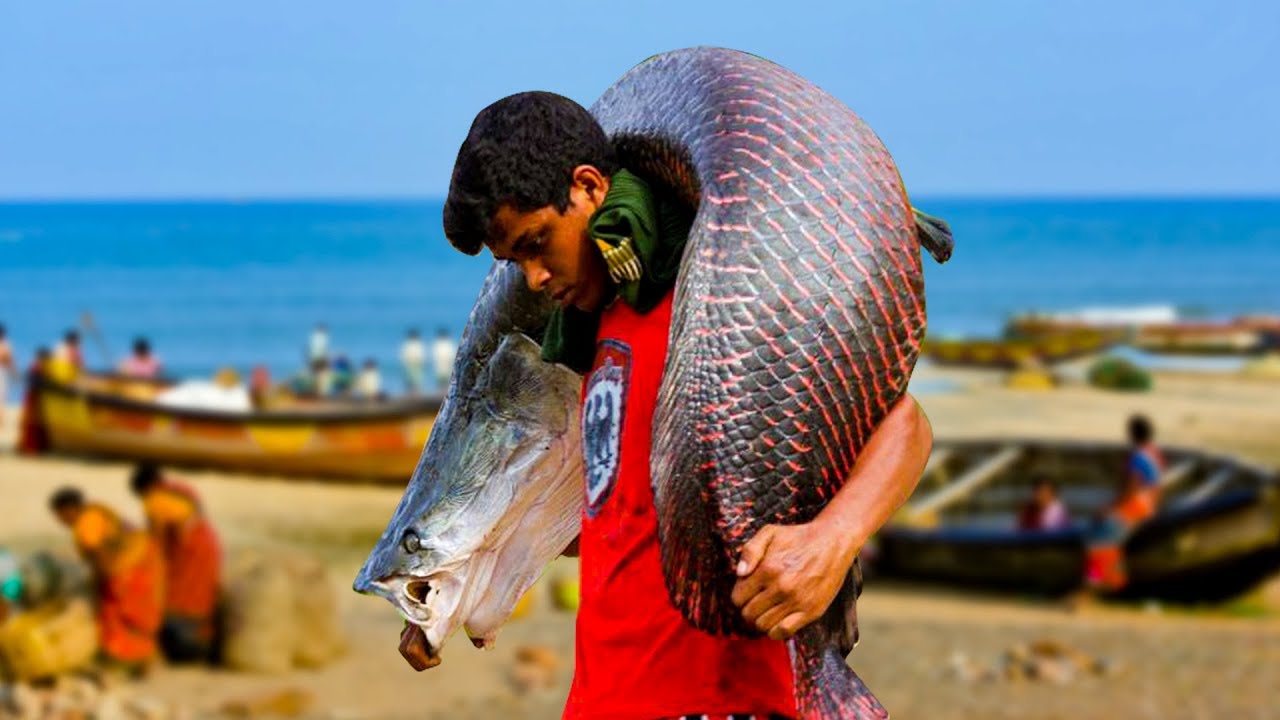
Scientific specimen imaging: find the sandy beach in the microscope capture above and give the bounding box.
[2,368,1279,719]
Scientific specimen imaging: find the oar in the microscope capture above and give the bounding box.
[80,311,114,370]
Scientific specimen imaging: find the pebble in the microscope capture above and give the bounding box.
[946,637,1115,687]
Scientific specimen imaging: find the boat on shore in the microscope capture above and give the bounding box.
[922,330,1122,369]
[877,439,1280,600]
[26,372,439,483]
[1008,313,1280,357]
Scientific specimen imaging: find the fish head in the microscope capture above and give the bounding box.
[353,262,583,663]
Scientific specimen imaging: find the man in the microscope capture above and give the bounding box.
[1127,414,1165,497]
[0,324,13,428]
[400,329,426,394]
[47,330,83,384]
[308,323,329,366]
[355,358,382,399]
[119,337,162,379]
[49,487,164,673]
[17,347,51,454]
[430,327,456,390]
[1083,472,1157,592]
[130,464,221,662]
[402,91,933,719]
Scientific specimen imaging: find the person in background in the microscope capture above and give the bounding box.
[355,358,382,400]
[0,324,14,428]
[59,329,84,369]
[17,347,52,455]
[431,327,457,390]
[295,358,333,398]
[49,487,164,674]
[399,329,426,395]
[1017,476,1071,531]
[118,337,162,379]
[1127,414,1165,500]
[249,365,271,408]
[331,355,354,396]
[47,330,83,384]
[308,323,329,366]
[130,464,221,663]
[1082,472,1157,593]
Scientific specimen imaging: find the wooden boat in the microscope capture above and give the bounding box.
[877,439,1280,599]
[28,372,440,483]
[922,329,1121,369]
[1007,314,1280,357]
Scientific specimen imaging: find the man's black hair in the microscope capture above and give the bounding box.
[0,324,6,338]
[443,91,618,256]
[1128,414,1153,445]
[49,486,85,512]
[130,463,161,496]
[64,330,80,344]
[133,337,150,356]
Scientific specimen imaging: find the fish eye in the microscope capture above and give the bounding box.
[402,530,421,554]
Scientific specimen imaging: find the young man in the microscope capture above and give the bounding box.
[49,487,165,673]
[119,337,162,379]
[130,464,222,662]
[400,329,426,395]
[405,92,933,719]
[1126,414,1165,495]
[431,327,457,390]
[17,346,51,454]
[0,324,13,429]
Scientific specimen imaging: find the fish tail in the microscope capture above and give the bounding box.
[789,625,888,720]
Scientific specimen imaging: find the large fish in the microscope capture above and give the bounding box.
[352,264,582,662]
[355,47,951,718]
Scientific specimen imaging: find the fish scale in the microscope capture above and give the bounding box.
[590,47,947,719]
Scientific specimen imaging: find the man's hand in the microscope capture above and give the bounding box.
[398,622,440,671]
[730,518,857,642]
[730,393,933,642]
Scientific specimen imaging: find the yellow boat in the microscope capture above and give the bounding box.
[30,373,439,483]
[923,329,1120,369]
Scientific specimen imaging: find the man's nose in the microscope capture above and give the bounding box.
[521,260,552,293]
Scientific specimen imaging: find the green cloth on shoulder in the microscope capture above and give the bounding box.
[537,170,951,373]
[540,169,694,372]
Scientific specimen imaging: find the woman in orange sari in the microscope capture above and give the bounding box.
[49,488,164,673]
[130,464,222,662]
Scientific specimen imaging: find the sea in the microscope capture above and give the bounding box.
[1,198,1278,401]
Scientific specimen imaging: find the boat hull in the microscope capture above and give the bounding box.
[33,376,438,483]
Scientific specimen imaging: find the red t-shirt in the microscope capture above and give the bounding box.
[563,292,796,720]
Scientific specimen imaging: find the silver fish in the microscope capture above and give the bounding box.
[352,262,579,662]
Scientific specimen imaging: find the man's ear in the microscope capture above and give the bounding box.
[570,165,610,209]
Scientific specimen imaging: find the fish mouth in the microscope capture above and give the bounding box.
[357,571,457,667]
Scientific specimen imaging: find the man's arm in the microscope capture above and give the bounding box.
[730,392,933,641]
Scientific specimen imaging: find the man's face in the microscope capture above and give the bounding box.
[487,166,612,313]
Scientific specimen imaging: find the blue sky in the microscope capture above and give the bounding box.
[1,1,1276,199]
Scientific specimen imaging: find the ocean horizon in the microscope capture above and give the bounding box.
[3,196,1278,400]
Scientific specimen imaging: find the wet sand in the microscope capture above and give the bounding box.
[2,369,1279,719]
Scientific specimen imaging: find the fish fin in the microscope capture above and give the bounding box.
[913,207,953,264]
[791,622,889,720]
